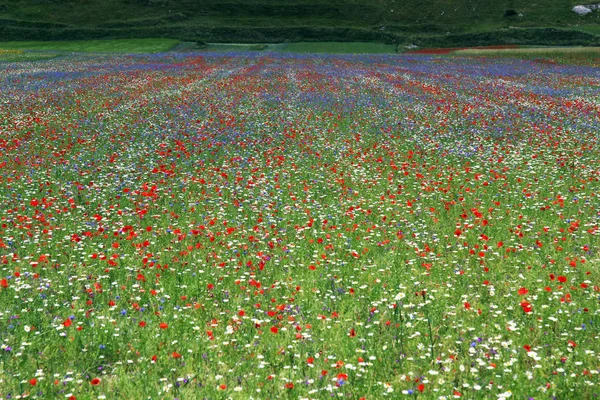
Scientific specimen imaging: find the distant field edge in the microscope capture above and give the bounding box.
[450,46,600,62]
[2,27,600,55]
[2,22,600,50]
[0,38,181,53]
[204,42,398,54]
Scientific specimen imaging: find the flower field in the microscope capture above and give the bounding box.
[1,52,600,399]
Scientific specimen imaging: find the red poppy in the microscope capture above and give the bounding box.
[159,322,168,329]
[91,378,101,386]
[520,301,532,313]
[517,287,528,295]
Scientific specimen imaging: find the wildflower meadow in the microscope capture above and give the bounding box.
[1,52,599,399]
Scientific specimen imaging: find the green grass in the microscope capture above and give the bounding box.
[454,45,600,55]
[203,41,397,53]
[276,41,397,53]
[203,43,272,52]
[572,24,600,35]
[0,38,180,53]
[452,46,600,64]
[0,49,58,62]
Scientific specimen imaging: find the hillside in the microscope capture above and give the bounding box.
[1,0,600,47]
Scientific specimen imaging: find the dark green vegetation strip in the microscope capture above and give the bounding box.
[1,0,600,47]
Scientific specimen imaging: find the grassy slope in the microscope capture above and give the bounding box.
[0,0,599,46]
